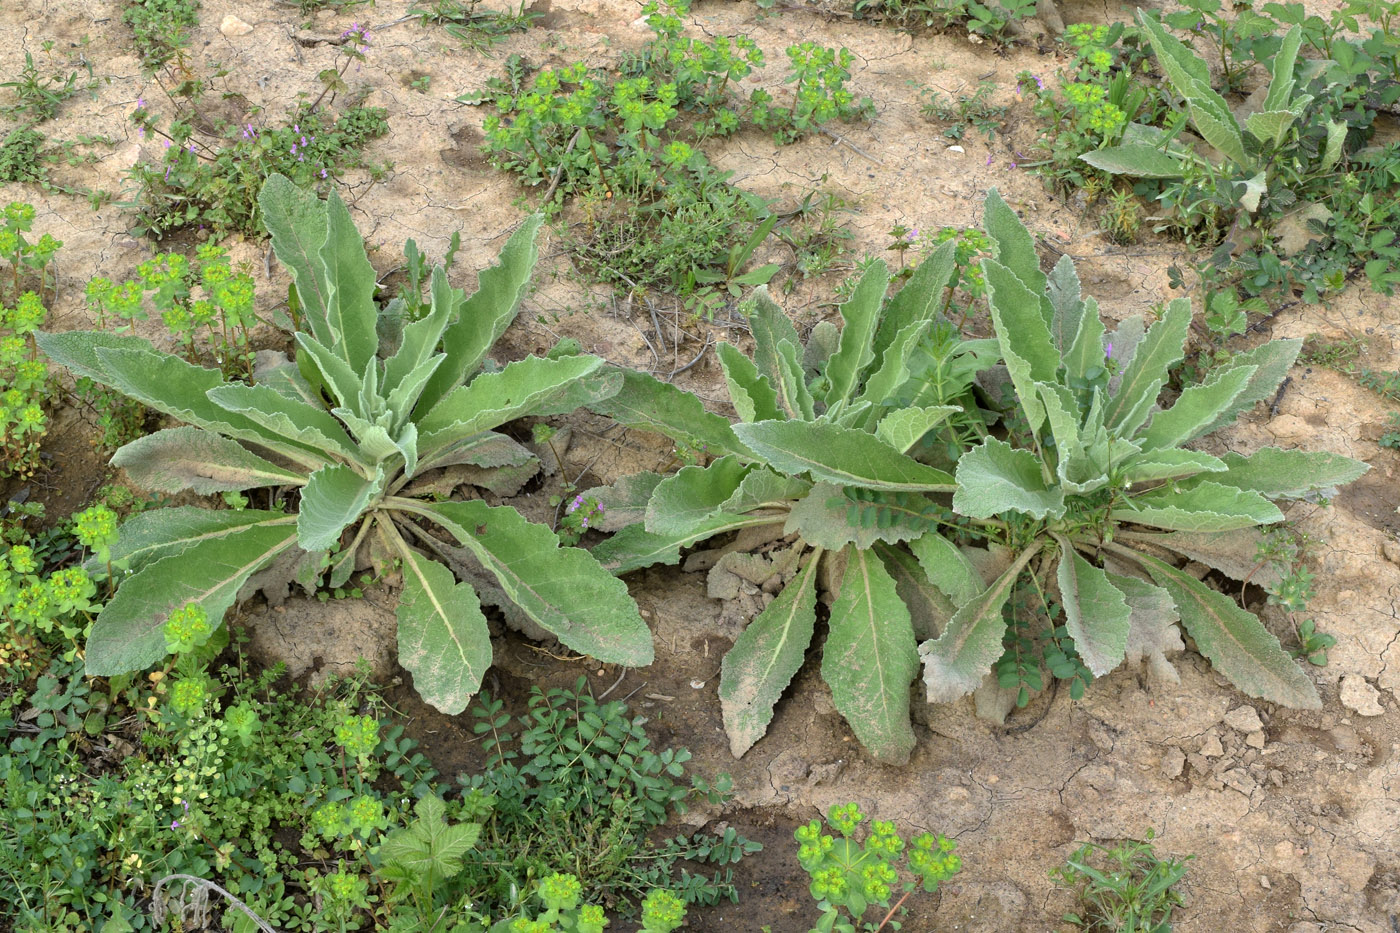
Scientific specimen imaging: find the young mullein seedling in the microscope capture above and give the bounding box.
[797,803,961,933]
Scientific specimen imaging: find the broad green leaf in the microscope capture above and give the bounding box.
[417,216,543,413]
[85,519,299,675]
[589,513,778,574]
[298,464,381,552]
[786,482,938,550]
[1118,528,1285,588]
[716,341,781,423]
[112,427,306,494]
[983,189,1048,303]
[856,321,932,423]
[378,794,482,890]
[33,329,153,385]
[1103,299,1191,435]
[414,430,535,475]
[1129,548,1320,708]
[417,355,602,454]
[645,456,751,536]
[395,422,419,479]
[524,368,624,418]
[207,383,359,458]
[984,258,1058,383]
[1080,144,1189,178]
[383,265,455,393]
[1105,568,1182,682]
[395,538,492,715]
[1194,339,1301,437]
[89,507,290,576]
[1245,109,1301,146]
[871,239,956,369]
[1263,25,1303,111]
[921,545,1040,704]
[1054,536,1130,677]
[908,533,983,608]
[874,406,959,454]
[259,174,333,347]
[333,409,401,463]
[1179,447,1368,498]
[822,547,919,764]
[1322,120,1346,171]
[319,186,380,370]
[721,469,812,514]
[953,437,1065,520]
[1113,480,1283,532]
[588,368,743,457]
[1038,382,1085,469]
[1106,316,1146,389]
[384,356,446,435]
[1062,295,1106,384]
[295,332,365,416]
[823,259,889,405]
[877,543,957,641]
[1238,171,1268,213]
[1047,254,1084,354]
[1120,448,1227,484]
[1139,13,1247,165]
[580,471,665,532]
[734,420,956,492]
[719,555,820,757]
[744,286,802,391]
[1137,365,1254,450]
[774,338,815,421]
[417,500,653,665]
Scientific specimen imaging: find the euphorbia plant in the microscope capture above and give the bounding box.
[38,175,651,713]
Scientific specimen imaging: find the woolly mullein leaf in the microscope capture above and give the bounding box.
[721,469,812,514]
[298,464,382,552]
[206,382,359,460]
[588,368,744,457]
[1054,536,1130,677]
[822,547,919,764]
[1102,299,1191,435]
[908,533,984,608]
[395,543,492,715]
[318,184,381,371]
[1104,565,1183,684]
[1129,547,1321,708]
[856,321,933,424]
[824,259,890,406]
[384,264,456,394]
[259,173,334,347]
[1179,447,1368,499]
[874,406,960,454]
[590,513,779,575]
[1193,340,1301,438]
[871,239,956,370]
[645,456,751,536]
[1118,528,1286,589]
[733,420,956,492]
[774,338,815,421]
[88,507,290,576]
[1137,365,1255,451]
[744,286,803,391]
[296,331,365,416]
[716,341,782,423]
[786,482,938,551]
[1112,480,1283,532]
[112,427,306,494]
[1079,145,1190,178]
[719,555,820,757]
[1119,448,1227,484]
[877,543,958,641]
[953,437,1065,520]
[983,189,1049,305]
[1047,254,1085,354]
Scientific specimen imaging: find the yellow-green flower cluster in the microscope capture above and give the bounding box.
[639,888,686,933]
[164,602,212,655]
[539,871,582,910]
[169,675,210,716]
[335,714,380,760]
[908,832,962,890]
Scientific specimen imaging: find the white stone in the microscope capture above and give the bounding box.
[220,14,253,37]
[1339,674,1385,716]
[1224,705,1264,733]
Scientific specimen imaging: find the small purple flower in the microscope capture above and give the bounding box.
[1105,341,1113,359]
[171,820,180,830]
[320,167,328,179]
[137,127,145,138]
[1034,75,1045,90]
[986,154,993,166]
[162,139,171,150]
[136,97,146,109]
[566,493,586,515]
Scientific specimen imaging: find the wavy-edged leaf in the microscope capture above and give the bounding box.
[385,356,446,435]
[86,519,299,675]
[259,173,334,347]
[395,537,492,715]
[1139,13,1246,165]
[1245,109,1302,146]
[89,507,290,576]
[590,513,778,574]
[878,543,957,641]
[645,456,751,536]
[1263,24,1303,111]
[1062,295,1107,384]
[207,382,359,459]
[824,259,889,406]
[734,420,956,492]
[1103,299,1191,434]
[716,341,781,423]
[1113,480,1282,532]
[378,795,481,890]
[908,533,983,608]
[983,188,1048,303]
[719,554,820,757]
[334,409,400,463]
[1179,446,1367,498]
[721,468,811,513]
[319,185,380,370]
[953,437,1065,520]
[744,286,802,391]
[298,464,381,552]
[1120,448,1227,484]
[822,547,919,764]
[1127,547,1320,708]
[1053,536,1130,677]
[295,331,364,415]
[1048,254,1084,354]
[588,368,743,457]
[1080,144,1189,177]
[416,500,653,664]
[856,322,933,425]
[1195,340,1301,438]
[113,427,306,494]
[1105,566,1183,683]
[1138,365,1254,450]
[384,264,456,393]
[920,545,1039,704]
[774,338,815,421]
[417,216,544,413]
[33,329,153,384]
[873,239,956,369]
[1118,527,1285,589]
[875,405,959,454]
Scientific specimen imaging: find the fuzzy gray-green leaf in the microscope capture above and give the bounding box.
[1080,144,1189,178]
[954,437,1065,519]
[588,368,743,457]
[717,341,781,423]
[89,507,291,576]
[319,186,380,371]
[983,189,1048,303]
[113,427,306,494]
[1054,536,1130,677]
[875,405,958,454]
[1112,481,1282,532]
[734,420,956,492]
[396,543,492,715]
[645,456,751,536]
[207,382,359,459]
[1137,365,1254,451]
[1179,447,1368,498]
[908,533,983,608]
[298,464,381,552]
[1103,299,1191,435]
[824,259,889,405]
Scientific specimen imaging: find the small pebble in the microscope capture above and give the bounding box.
[220,14,254,36]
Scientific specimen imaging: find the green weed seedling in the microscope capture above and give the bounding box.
[0,202,61,303]
[797,803,961,933]
[38,176,650,718]
[410,0,538,48]
[0,291,52,479]
[0,51,90,124]
[919,81,1007,142]
[1051,830,1193,933]
[124,0,201,69]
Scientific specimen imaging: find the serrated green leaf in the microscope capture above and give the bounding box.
[395,538,492,715]
[1137,365,1255,450]
[920,545,1039,704]
[207,382,359,459]
[112,427,306,494]
[1113,480,1283,532]
[1080,144,1189,178]
[298,464,381,552]
[416,216,544,413]
[416,500,653,665]
[379,794,482,890]
[85,519,299,675]
[1128,548,1320,708]
[983,189,1048,303]
[734,420,956,492]
[953,437,1065,520]
[645,456,751,536]
[1179,447,1368,498]
[1054,536,1130,677]
[1103,299,1191,435]
[719,555,820,757]
[874,405,959,454]
[908,533,983,608]
[1119,448,1227,484]
[588,368,743,457]
[717,341,781,423]
[824,260,889,405]
[822,547,919,764]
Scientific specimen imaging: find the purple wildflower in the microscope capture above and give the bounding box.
[320,167,328,179]
[171,820,180,830]
[986,154,993,166]
[1105,341,1113,358]
[162,139,171,150]
[1034,75,1044,90]
[566,493,586,515]
[137,127,145,138]
[136,97,146,109]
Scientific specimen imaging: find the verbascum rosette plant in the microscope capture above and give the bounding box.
[587,190,1366,763]
[37,174,651,714]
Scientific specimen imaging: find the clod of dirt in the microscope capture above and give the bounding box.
[220,14,254,37]
[239,592,399,687]
[1224,705,1265,733]
[1339,674,1386,716]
